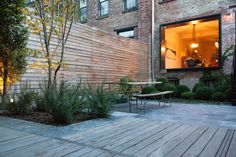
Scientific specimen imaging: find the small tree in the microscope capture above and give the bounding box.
[0,0,29,103]
[27,0,78,87]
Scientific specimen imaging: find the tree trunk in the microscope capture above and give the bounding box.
[3,59,8,104]
[47,59,52,89]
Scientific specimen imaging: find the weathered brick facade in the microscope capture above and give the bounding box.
[86,0,139,39]
[84,0,235,85]
[153,0,236,82]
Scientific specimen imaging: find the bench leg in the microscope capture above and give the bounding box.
[129,101,131,113]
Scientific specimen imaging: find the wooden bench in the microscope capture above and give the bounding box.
[129,91,174,113]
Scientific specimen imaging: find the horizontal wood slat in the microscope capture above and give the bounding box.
[8,23,149,92]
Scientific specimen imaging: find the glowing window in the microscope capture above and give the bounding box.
[160,16,220,70]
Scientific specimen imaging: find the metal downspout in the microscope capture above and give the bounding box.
[151,0,155,81]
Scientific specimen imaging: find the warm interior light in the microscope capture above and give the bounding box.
[161,47,166,52]
[191,20,198,25]
[226,13,231,18]
[215,41,219,48]
[190,43,199,48]
[190,23,199,48]
[10,99,14,103]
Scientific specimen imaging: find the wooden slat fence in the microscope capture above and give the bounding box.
[6,23,149,93]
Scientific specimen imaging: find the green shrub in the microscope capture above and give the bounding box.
[192,82,206,93]
[181,92,195,100]
[162,84,176,93]
[36,81,85,124]
[115,95,128,104]
[155,77,169,91]
[119,76,133,94]
[212,92,226,101]
[176,85,190,97]
[86,81,115,118]
[141,86,158,94]
[195,87,213,100]
[214,85,229,93]
[7,83,35,114]
[225,88,232,100]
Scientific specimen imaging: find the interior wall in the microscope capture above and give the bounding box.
[165,29,182,69]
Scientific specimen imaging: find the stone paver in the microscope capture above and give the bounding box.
[115,102,236,129]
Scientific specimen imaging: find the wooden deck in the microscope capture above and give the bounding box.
[0,118,236,157]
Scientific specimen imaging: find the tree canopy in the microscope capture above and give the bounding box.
[0,0,29,101]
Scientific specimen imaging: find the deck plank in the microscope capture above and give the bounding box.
[226,131,236,157]
[199,128,228,157]
[0,127,28,142]
[81,119,151,145]
[104,122,173,151]
[1,139,66,157]
[148,124,199,157]
[120,123,183,155]
[63,118,141,141]
[216,130,234,157]
[0,134,48,154]
[181,127,218,157]
[135,124,191,157]
[63,147,95,157]
[164,126,208,157]
[94,120,161,147]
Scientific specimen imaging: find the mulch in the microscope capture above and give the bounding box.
[0,112,97,126]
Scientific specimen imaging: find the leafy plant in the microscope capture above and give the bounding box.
[176,85,190,97]
[212,92,226,101]
[141,86,158,94]
[181,92,195,100]
[7,82,35,114]
[115,95,128,104]
[155,77,169,91]
[195,87,213,100]
[192,82,206,93]
[214,85,229,93]
[119,76,133,98]
[86,81,115,118]
[162,84,176,93]
[27,0,79,86]
[0,0,29,103]
[36,81,85,124]
[222,45,234,64]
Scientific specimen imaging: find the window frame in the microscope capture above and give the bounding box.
[159,14,222,72]
[79,0,88,23]
[158,0,176,4]
[98,0,109,17]
[123,0,138,12]
[116,27,136,39]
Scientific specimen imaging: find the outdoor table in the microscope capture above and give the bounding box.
[126,81,162,112]
[127,81,162,90]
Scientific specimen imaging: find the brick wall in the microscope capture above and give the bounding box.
[86,0,139,39]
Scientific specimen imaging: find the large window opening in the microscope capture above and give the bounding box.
[160,15,220,70]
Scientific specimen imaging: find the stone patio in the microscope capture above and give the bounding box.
[115,102,236,129]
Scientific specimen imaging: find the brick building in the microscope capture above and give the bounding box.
[80,0,235,88]
[27,0,235,87]
[78,0,152,43]
[153,0,235,88]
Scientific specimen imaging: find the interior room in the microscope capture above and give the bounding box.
[160,16,220,70]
